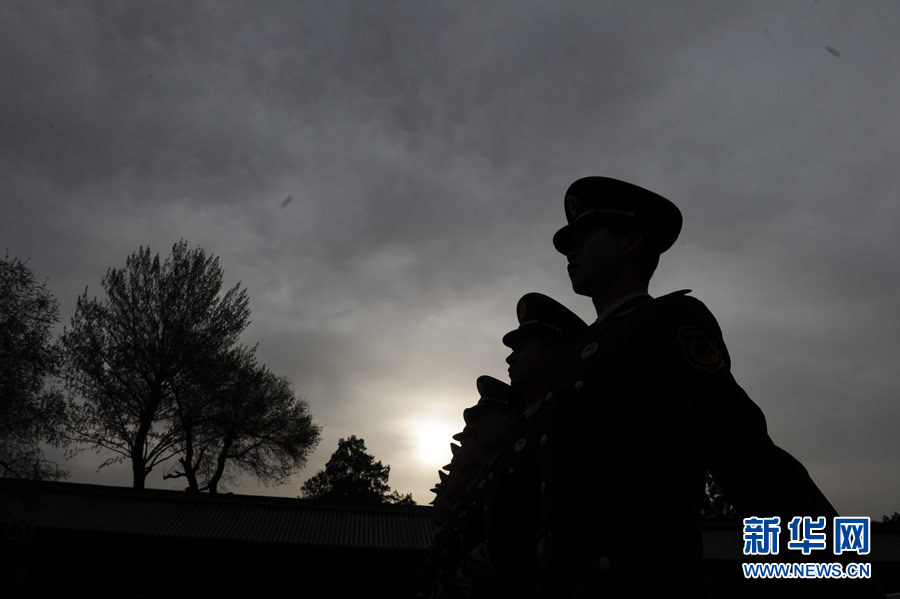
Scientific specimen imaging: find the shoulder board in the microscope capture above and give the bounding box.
[653,289,693,302]
[648,289,717,323]
[614,290,692,318]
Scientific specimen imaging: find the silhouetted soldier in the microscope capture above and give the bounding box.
[456,293,587,597]
[420,376,523,598]
[430,376,523,526]
[537,176,837,597]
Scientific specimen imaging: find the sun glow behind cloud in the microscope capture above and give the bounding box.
[411,419,459,469]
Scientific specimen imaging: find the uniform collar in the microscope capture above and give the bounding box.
[594,291,652,325]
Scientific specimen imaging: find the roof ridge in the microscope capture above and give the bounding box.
[0,477,430,514]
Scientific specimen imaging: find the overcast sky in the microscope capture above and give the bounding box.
[2,1,898,517]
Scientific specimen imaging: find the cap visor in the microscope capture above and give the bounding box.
[552,225,575,254]
[502,328,527,348]
[503,324,548,348]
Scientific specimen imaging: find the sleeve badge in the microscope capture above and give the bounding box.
[677,326,723,372]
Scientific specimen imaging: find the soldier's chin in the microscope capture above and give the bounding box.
[569,274,594,297]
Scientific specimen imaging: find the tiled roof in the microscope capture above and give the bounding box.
[0,478,438,551]
[4,479,899,562]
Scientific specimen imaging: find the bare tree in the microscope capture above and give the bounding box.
[0,253,67,479]
[60,241,249,489]
[165,345,321,494]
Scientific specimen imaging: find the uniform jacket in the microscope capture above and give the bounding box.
[480,406,546,597]
[420,409,545,599]
[536,291,837,597]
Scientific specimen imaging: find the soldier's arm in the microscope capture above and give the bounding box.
[651,295,837,519]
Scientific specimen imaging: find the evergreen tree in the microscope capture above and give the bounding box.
[301,435,415,505]
[701,470,737,520]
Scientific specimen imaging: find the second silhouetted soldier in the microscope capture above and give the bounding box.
[458,292,587,597]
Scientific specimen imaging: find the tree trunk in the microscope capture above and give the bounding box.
[132,453,146,489]
[181,424,199,493]
[182,458,199,493]
[131,386,161,489]
[207,436,232,494]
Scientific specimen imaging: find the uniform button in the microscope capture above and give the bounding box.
[540,434,548,447]
[540,481,546,494]
[597,556,611,572]
[508,468,515,475]
[574,380,584,389]
[544,391,552,402]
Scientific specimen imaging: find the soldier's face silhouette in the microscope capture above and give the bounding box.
[506,336,558,392]
[565,221,637,297]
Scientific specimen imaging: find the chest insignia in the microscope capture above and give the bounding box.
[581,342,598,359]
[514,438,527,452]
[677,326,724,372]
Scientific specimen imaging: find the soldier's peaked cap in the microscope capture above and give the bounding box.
[502,292,587,349]
[463,375,522,424]
[452,427,474,442]
[552,176,682,255]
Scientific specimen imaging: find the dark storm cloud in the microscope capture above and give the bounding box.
[3,1,899,514]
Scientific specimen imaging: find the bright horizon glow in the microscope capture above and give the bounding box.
[412,420,458,468]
